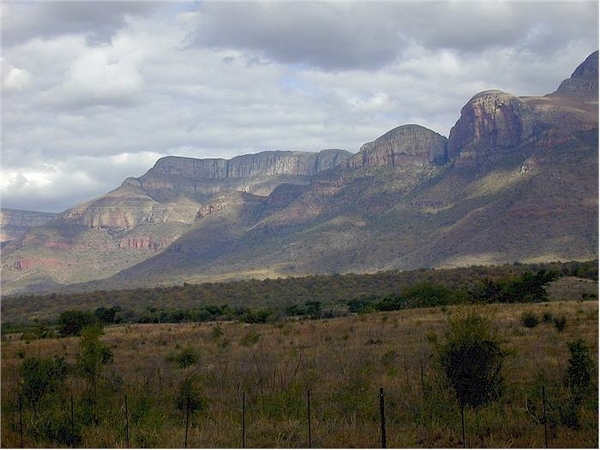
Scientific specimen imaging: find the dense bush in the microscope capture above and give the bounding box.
[521,312,539,328]
[58,310,98,336]
[437,309,504,408]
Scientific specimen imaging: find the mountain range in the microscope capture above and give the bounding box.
[1,51,597,295]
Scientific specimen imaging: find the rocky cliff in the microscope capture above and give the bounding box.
[0,209,58,243]
[128,149,352,202]
[346,124,448,168]
[447,90,536,161]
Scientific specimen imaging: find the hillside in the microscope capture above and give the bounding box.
[1,52,597,294]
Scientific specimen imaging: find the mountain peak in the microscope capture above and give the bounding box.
[551,50,598,100]
[448,90,535,159]
[347,124,448,168]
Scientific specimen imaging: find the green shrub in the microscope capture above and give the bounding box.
[542,311,554,323]
[58,310,98,336]
[565,338,594,405]
[437,309,504,408]
[20,356,68,413]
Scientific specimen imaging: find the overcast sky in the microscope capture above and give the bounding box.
[2,1,598,213]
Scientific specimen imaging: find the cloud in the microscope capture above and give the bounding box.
[1,1,597,213]
[2,1,165,46]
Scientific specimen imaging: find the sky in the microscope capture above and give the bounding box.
[1,1,598,213]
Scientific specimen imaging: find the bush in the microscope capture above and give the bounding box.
[58,310,98,336]
[521,312,539,328]
[565,338,594,405]
[20,356,68,413]
[176,374,205,413]
[554,316,567,332]
[437,309,504,408]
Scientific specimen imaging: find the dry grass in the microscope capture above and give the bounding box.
[2,301,597,448]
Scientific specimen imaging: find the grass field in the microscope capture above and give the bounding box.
[1,300,597,448]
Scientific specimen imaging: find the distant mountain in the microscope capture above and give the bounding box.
[0,209,58,244]
[1,51,597,295]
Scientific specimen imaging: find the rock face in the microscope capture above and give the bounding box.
[552,50,599,100]
[448,90,536,160]
[0,209,58,243]
[131,149,352,201]
[346,124,448,168]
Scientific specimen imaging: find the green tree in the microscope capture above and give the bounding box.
[19,356,68,415]
[58,309,97,336]
[565,338,595,405]
[76,324,113,396]
[437,309,504,408]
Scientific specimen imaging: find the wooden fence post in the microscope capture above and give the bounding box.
[307,390,312,448]
[379,387,387,448]
[460,402,466,449]
[242,392,246,448]
[184,395,190,449]
[542,386,548,449]
[124,394,131,448]
[18,393,24,449]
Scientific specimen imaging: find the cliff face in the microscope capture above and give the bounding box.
[0,209,58,243]
[447,90,536,160]
[132,149,352,201]
[346,124,448,168]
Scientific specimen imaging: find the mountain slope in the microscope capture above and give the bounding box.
[1,52,597,294]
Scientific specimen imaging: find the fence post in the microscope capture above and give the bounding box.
[542,386,548,448]
[124,394,131,449]
[70,392,75,448]
[18,393,24,449]
[460,402,466,449]
[307,390,312,448]
[184,395,190,449]
[241,392,246,448]
[379,387,387,448]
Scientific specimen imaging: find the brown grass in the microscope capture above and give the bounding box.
[2,301,597,448]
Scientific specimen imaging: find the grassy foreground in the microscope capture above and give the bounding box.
[2,300,597,448]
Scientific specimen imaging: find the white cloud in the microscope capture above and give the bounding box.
[2,65,33,92]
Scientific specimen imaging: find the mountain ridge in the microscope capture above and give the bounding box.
[1,51,597,295]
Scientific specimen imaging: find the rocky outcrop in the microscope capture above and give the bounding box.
[448,90,536,160]
[126,149,352,202]
[0,209,58,243]
[149,149,351,179]
[551,50,598,101]
[347,124,448,168]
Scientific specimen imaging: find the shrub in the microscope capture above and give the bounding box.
[168,346,200,369]
[437,309,504,408]
[554,316,567,332]
[20,356,68,414]
[176,374,205,413]
[58,310,98,336]
[565,338,594,405]
[521,312,539,328]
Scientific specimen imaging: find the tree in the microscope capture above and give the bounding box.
[19,356,68,415]
[58,309,97,336]
[437,309,504,408]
